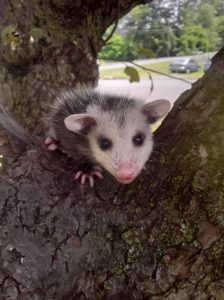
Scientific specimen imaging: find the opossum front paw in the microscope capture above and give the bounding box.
[45,137,58,151]
[74,166,103,187]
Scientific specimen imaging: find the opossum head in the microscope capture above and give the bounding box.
[64,97,170,184]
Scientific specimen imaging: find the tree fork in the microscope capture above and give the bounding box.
[0,48,224,299]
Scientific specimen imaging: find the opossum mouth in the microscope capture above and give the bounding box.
[116,177,136,184]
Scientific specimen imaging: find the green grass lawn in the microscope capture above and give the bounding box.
[99,60,204,80]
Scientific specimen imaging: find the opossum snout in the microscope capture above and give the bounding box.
[115,162,138,184]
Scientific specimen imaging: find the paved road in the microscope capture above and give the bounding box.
[97,77,196,106]
[99,53,215,70]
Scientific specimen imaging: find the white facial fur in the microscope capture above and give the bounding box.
[64,98,170,183]
[86,102,154,181]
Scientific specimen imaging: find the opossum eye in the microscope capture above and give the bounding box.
[133,133,145,146]
[98,137,112,151]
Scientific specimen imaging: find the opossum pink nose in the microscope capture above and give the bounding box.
[116,168,136,180]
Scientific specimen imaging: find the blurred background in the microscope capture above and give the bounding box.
[98,0,224,103]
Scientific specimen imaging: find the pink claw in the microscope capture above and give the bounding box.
[81,174,87,185]
[91,171,104,179]
[45,137,54,145]
[48,143,58,151]
[75,171,83,180]
[89,176,94,188]
[74,166,103,187]
[45,137,58,151]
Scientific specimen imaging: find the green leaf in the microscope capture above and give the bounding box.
[1,25,19,44]
[29,28,45,40]
[124,66,140,83]
[138,48,156,58]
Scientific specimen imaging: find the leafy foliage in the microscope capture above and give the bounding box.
[177,26,209,54]
[99,0,224,59]
[99,34,137,60]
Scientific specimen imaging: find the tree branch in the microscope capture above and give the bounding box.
[102,0,120,45]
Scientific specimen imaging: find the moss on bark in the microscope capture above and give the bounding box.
[0,1,224,299]
[0,0,149,132]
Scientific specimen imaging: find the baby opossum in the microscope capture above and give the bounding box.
[45,86,170,186]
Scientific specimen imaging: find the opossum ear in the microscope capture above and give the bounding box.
[142,99,170,124]
[64,114,97,133]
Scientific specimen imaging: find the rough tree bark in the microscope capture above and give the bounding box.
[1,49,224,299]
[0,0,148,133]
[1,1,224,300]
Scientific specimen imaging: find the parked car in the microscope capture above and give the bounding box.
[204,58,212,72]
[169,57,200,73]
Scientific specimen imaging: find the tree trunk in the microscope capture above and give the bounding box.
[0,0,148,133]
[1,1,224,299]
[0,49,224,299]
